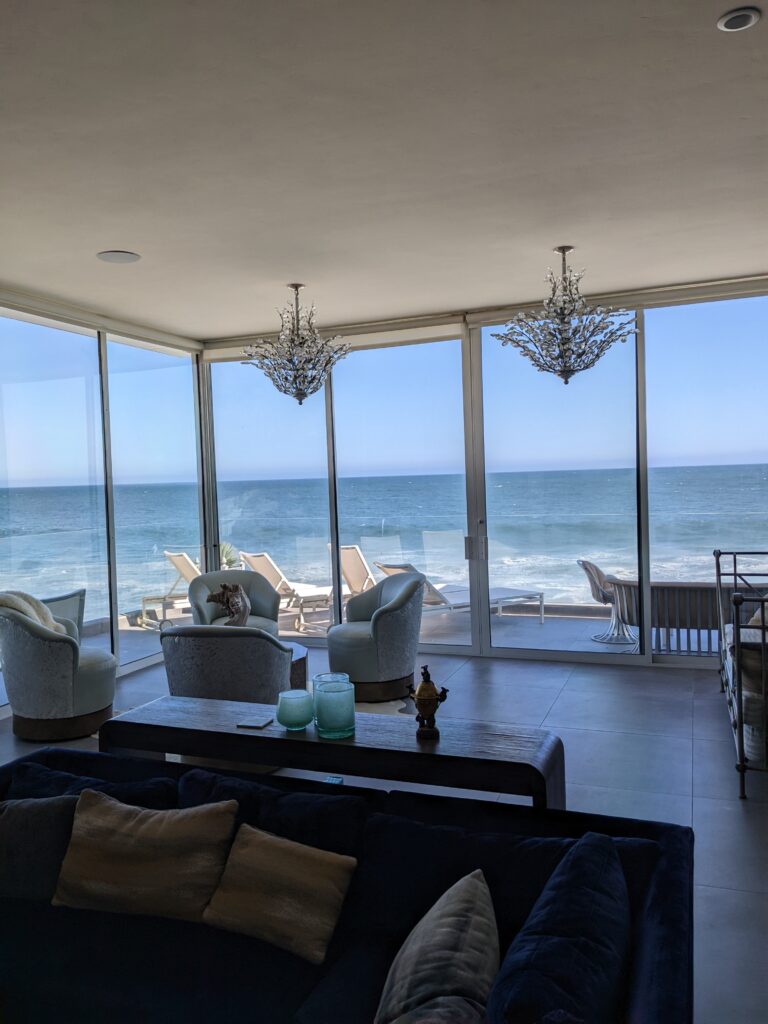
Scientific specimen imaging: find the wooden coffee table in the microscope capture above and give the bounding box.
[99,696,565,809]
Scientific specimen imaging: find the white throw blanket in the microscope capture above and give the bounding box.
[0,591,66,634]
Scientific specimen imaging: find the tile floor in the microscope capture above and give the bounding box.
[1,650,766,1023]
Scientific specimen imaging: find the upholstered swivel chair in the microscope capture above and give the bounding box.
[161,625,292,703]
[0,609,116,741]
[577,559,635,644]
[327,572,425,701]
[188,570,280,636]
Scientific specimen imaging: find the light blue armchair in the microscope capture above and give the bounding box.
[161,625,292,704]
[327,572,425,701]
[0,608,116,741]
[188,570,280,636]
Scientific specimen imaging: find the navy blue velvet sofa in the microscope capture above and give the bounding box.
[0,748,693,1023]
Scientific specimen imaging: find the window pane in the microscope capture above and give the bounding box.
[211,362,332,638]
[646,296,768,655]
[107,340,203,665]
[482,324,640,653]
[0,314,109,703]
[333,340,470,646]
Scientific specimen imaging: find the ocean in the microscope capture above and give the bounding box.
[1,464,766,623]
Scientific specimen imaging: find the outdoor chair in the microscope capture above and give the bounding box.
[161,625,292,703]
[240,551,332,631]
[339,544,377,597]
[577,558,636,644]
[376,561,544,622]
[41,588,86,640]
[327,572,425,702]
[188,569,280,635]
[140,550,201,627]
[0,607,116,741]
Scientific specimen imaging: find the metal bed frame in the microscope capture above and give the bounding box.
[714,550,768,799]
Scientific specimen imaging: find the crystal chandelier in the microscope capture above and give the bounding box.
[242,283,349,404]
[493,246,635,384]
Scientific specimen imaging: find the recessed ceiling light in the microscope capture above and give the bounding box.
[96,250,141,263]
[717,6,762,31]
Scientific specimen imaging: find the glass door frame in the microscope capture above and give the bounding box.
[99,336,209,674]
[460,315,656,666]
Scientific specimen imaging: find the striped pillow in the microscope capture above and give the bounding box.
[375,869,499,1024]
[52,789,237,921]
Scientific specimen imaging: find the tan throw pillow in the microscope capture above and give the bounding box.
[52,789,238,922]
[204,823,357,964]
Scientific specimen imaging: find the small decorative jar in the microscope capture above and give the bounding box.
[276,689,314,731]
[313,673,355,740]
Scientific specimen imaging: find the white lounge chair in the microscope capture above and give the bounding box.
[340,545,377,597]
[240,551,333,631]
[375,561,545,623]
[140,550,200,627]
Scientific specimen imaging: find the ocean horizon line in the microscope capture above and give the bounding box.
[2,460,767,490]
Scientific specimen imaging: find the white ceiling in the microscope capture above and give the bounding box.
[1,0,766,340]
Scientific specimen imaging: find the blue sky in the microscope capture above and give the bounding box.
[0,296,766,485]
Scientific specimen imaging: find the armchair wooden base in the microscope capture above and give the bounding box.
[352,673,413,703]
[13,703,113,742]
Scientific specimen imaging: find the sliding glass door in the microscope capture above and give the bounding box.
[480,322,640,655]
[332,340,472,646]
[0,313,110,708]
[106,339,203,665]
[210,362,334,638]
[646,296,768,655]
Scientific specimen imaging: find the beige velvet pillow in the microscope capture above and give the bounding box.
[52,789,238,921]
[204,823,357,964]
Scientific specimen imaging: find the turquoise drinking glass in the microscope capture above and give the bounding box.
[276,689,314,731]
[313,673,355,739]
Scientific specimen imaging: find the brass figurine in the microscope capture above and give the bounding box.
[408,665,449,741]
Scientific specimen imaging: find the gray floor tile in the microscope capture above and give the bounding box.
[566,783,692,826]
[565,663,703,698]
[693,696,734,742]
[553,726,693,796]
[544,689,693,738]
[693,737,768,803]
[693,796,768,892]
[695,885,768,1024]
[438,683,561,726]
[445,658,574,690]
[693,673,725,700]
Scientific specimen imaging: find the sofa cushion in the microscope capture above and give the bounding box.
[53,790,238,922]
[0,898,323,1024]
[374,869,499,1024]
[342,813,575,952]
[204,824,357,963]
[0,796,77,900]
[487,832,630,1024]
[178,767,368,856]
[7,761,177,808]
[299,814,574,1024]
